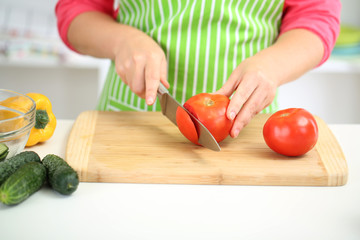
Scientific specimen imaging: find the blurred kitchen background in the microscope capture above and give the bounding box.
[1,0,360,123]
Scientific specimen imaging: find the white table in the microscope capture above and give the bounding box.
[1,120,359,240]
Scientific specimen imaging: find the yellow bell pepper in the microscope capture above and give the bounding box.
[25,93,57,147]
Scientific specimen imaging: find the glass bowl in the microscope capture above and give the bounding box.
[0,89,36,160]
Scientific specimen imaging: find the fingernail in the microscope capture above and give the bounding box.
[146,96,154,105]
[229,111,236,120]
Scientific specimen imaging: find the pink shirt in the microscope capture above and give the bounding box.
[56,0,341,66]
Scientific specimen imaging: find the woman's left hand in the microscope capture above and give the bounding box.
[216,29,325,138]
[215,55,279,138]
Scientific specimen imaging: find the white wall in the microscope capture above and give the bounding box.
[1,65,100,119]
[340,0,360,27]
[278,69,360,124]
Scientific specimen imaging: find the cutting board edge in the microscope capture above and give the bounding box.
[77,174,330,186]
[66,110,98,181]
[315,116,348,186]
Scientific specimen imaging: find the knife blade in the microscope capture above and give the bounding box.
[157,83,221,152]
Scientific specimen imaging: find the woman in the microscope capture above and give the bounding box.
[56,0,340,138]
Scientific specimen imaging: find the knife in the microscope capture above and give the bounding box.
[157,83,221,151]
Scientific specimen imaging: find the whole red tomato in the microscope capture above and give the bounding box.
[176,93,233,145]
[263,108,318,157]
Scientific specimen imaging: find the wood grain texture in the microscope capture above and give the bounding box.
[65,111,348,186]
[66,110,98,181]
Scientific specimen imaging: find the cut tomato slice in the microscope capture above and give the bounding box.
[176,107,199,145]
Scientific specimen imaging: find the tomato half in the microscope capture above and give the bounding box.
[176,106,199,145]
[176,93,233,145]
[263,108,318,157]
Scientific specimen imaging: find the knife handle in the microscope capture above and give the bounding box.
[157,82,169,115]
[157,82,169,96]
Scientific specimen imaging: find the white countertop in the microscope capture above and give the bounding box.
[1,120,360,240]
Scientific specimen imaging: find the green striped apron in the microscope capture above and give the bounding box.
[97,0,284,113]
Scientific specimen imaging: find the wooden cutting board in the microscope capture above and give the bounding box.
[66,111,348,186]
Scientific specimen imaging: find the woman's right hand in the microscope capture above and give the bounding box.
[68,11,169,105]
[67,11,169,105]
[112,26,169,105]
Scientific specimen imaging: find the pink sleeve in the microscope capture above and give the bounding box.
[280,0,341,66]
[55,0,115,52]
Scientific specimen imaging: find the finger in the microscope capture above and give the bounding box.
[230,87,266,138]
[160,57,170,89]
[144,54,162,105]
[226,74,258,121]
[127,56,146,98]
[215,67,241,96]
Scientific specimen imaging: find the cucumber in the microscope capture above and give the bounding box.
[42,154,79,195]
[0,151,41,186]
[0,162,46,205]
[0,143,9,161]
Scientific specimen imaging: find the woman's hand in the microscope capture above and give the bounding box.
[113,27,169,105]
[68,11,169,105]
[216,55,278,138]
[216,29,324,138]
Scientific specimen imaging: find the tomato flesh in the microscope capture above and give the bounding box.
[176,106,199,145]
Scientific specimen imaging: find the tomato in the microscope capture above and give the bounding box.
[263,108,318,157]
[176,93,233,145]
